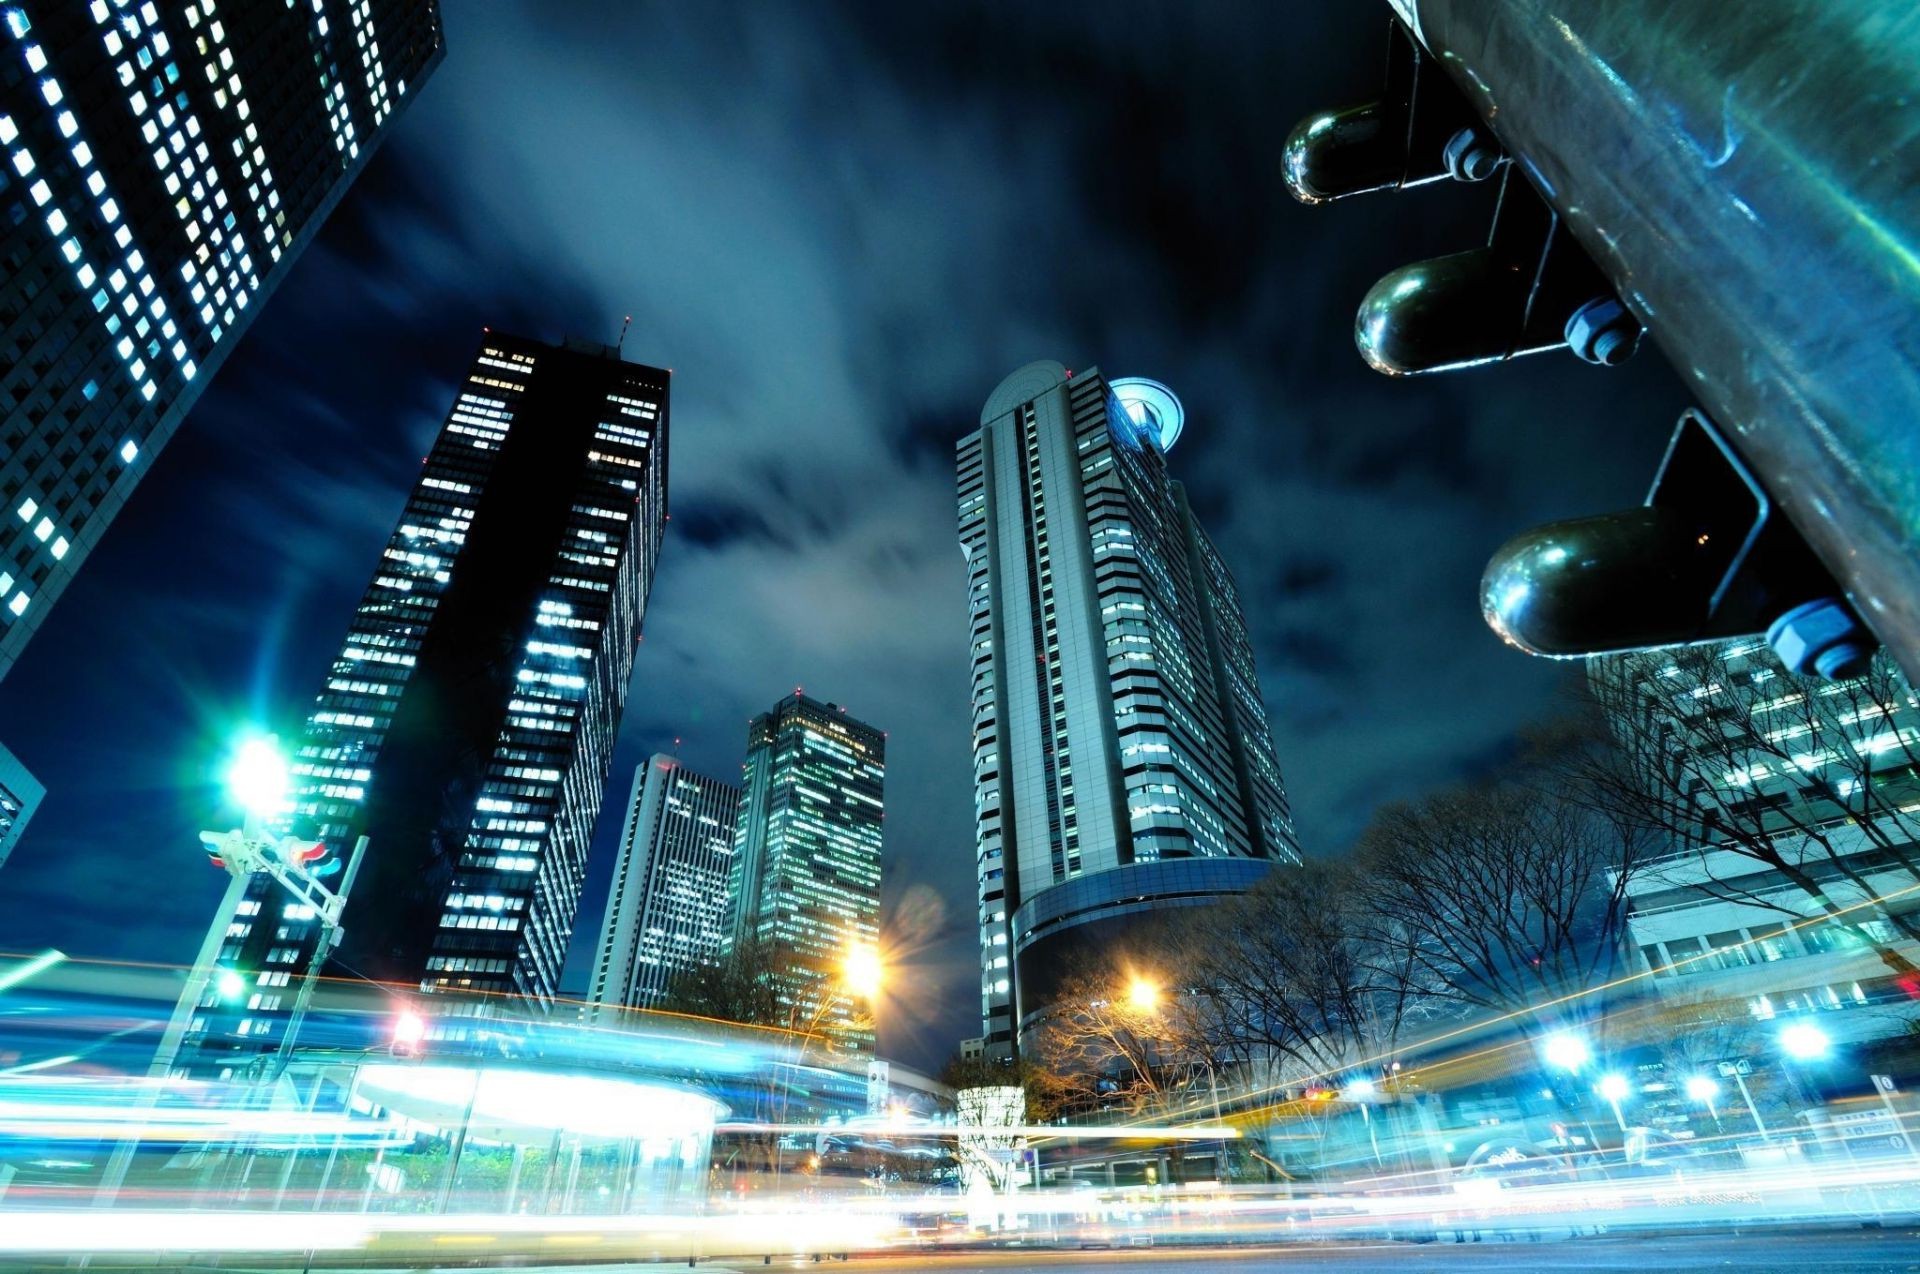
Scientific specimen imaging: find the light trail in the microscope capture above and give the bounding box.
[0,949,65,993]
[720,1120,1239,1139]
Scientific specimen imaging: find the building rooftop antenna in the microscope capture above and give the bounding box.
[616,314,632,356]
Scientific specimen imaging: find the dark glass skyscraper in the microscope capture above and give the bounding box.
[959,361,1300,1053]
[729,693,884,1046]
[184,332,667,1074]
[0,0,441,675]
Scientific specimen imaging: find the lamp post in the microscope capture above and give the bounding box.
[1595,1072,1632,1133]
[1716,1058,1772,1142]
[93,733,368,1209]
[1684,1074,1725,1137]
[772,939,885,1192]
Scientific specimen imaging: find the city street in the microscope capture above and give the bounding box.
[38,1228,1920,1274]
[850,1230,1920,1273]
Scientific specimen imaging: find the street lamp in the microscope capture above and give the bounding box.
[1128,977,1161,1013]
[213,968,248,1003]
[96,730,371,1210]
[224,733,291,825]
[1542,1031,1591,1072]
[391,1008,427,1057]
[1684,1074,1723,1134]
[1596,1072,1632,1131]
[1779,1022,1832,1061]
[1341,1077,1377,1101]
[843,942,884,1003]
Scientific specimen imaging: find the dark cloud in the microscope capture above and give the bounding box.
[0,1,1689,1070]
[672,499,794,552]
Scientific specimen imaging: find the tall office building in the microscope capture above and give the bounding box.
[0,2,440,857]
[182,332,667,1075]
[958,360,1300,1054]
[1597,641,1920,1046]
[0,0,441,677]
[586,754,740,1018]
[729,692,884,1047]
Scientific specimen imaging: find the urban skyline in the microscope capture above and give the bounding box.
[0,3,1702,1070]
[0,2,1908,1262]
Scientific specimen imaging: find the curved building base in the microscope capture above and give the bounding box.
[1011,857,1276,1041]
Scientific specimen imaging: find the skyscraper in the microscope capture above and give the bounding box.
[0,0,441,677]
[1595,641,1920,1046]
[958,360,1300,1055]
[182,332,667,1075]
[587,754,740,1018]
[729,692,884,1047]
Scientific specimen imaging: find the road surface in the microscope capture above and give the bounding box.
[38,1226,1920,1273]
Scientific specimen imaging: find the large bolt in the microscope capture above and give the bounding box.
[1442,126,1505,182]
[1564,297,1643,366]
[1767,597,1876,681]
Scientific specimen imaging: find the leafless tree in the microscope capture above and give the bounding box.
[1029,954,1218,1119]
[1176,860,1440,1086]
[1351,778,1652,1038]
[1579,645,1920,972]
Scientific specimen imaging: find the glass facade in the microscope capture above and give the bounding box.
[1600,641,1920,1045]
[0,0,441,678]
[728,693,884,1049]
[182,332,669,1076]
[587,754,740,1016]
[958,360,1300,1051]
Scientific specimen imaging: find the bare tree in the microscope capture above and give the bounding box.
[1581,644,1920,972]
[1177,860,1439,1085]
[1029,955,1217,1119]
[1351,779,1650,1036]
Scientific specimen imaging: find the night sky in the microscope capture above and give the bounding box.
[0,2,1691,1068]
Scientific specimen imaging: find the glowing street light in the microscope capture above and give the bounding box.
[213,968,248,1002]
[1128,977,1161,1013]
[1542,1031,1591,1072]
[1595,1072,1634,1131]
[842,942,884,1002]
[1341,1077,1377,1101]
[392,1009,428,1056]
[1779,1022,1832,1061]
[1684,1074,1722,1126]
[223,733,290,822]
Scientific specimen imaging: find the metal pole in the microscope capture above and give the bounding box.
[1731,1069,1771,1142]
[313,1067,357,1211]
[360,1145,385,1213]
[273,1066,325,1210]
[434,1067,484,1215]
[270,836,369,1079]
[93,868,252,1209]
[505,1143,527,1214]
